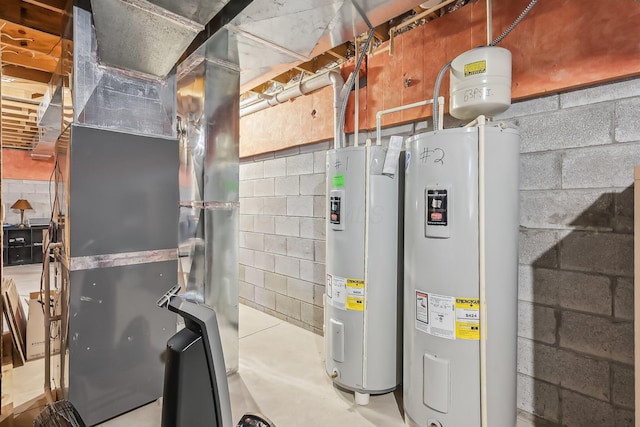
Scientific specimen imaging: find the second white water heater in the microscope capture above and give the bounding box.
[403,124,519,427]
[325,145,402,401]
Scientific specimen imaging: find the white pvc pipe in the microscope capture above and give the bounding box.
[354,39,360,147]
[375,97,444,145]
[240,70,344,117]
[362,140,371,391]
[477,115,488,427]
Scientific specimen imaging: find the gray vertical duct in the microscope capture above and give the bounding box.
[177,29,241,374]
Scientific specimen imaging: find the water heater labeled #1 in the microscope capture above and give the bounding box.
[325,143,403,404]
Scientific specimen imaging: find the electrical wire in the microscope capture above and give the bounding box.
[337,28,375,148]
[489,0,539,46]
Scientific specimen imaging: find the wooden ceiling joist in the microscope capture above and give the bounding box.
[2,64,52,83]
[0,0,64,36]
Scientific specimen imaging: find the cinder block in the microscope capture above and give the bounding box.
[275,176,300,196]
[264,272,287,294]
[287,278,315,303]
[287,196,314,216]
[299,140,330,154]
[560,231,633,277]
[300,217,325,240]
[300,260,326,285]
[245,266,265,287]
[517,301,556,344]
[561,390,613,427]
[240,162,264,180]
[264,158,286,178]
[239,180,254,198]
[557,270,611,315]
[238,248,254,266]
[300,174,326,196]
[520,189,614,230]
[255,287,276,310]
[239,214,254,232]
[254,178,275,197]
[516,374,560,423]
[614,408,634,427]
[613,187,634,234]
[560,78,640,109]
[313,195,326,218]
[274,254,300,278]
[314,151,328,174]
[286,153,314,176]
[313,284,325,306]
[614,278,633,320]
[519,229,562,268]
[518,104,613,153]
[496,94,559,120]
[612,363,634,409]
[520,152,562,191]
[263,197,287,215]
[559,311,633,364]
[255,251,275,272]
[314,240,326,263]
[275,216,300,237]
[238,264,245,282]
[287,237,315,260]
[254,215,275,234]
[379,123,414,139]
[615,98,640,143]
[264,158,287,178]
[518,266,558,306]
[241,232,264,251]
[5,181,36,194]
[301,302,324,330]
[276,146,301,158]
[517,339,610,401]
[265,234,287,255]
[562,142,640,189]
[239,281,254,301]
[275,294,301,320]
[240,198,263,215]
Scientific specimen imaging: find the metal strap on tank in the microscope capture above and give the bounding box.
[70,248,178,271]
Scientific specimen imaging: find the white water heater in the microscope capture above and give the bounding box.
[403,125,519,427]
[449,46,512,121]
[325,145,402,402]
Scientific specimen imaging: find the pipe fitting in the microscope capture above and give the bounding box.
[330,368,340,379]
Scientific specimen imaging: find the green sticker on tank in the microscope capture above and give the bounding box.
[333,174,345,187]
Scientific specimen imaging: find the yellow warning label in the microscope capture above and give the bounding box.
[346,296,364,311]
[464,60,487,77]
[346,279,365,311]
[455,297,480,340]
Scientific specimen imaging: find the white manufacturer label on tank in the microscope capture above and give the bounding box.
[415,291,455,340]
[331,276,347,310]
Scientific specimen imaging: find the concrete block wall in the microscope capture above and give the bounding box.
[239,125,419,333]
[240,77,637,424]
[2,179,53,225]
[498,77,639,426]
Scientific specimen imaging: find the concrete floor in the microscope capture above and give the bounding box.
[5,264,536,426]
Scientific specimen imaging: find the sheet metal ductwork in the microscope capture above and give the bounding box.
[89,0,231,77]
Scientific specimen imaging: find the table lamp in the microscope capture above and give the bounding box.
[11,199,33,228]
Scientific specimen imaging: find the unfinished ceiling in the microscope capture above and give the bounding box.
[0,0,467,152]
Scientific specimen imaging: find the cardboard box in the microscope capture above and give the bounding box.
[26,291,61,360]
